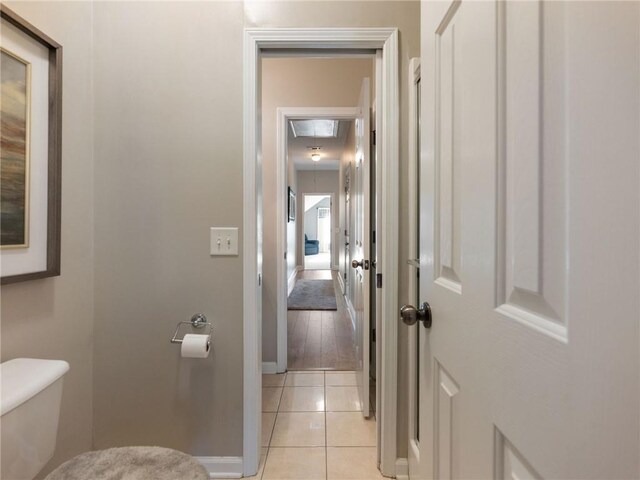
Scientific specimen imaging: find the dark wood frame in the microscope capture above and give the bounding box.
[288,187,295,222]
[1,5,62,284]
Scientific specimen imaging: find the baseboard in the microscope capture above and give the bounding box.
[196,456,243,479]
[262,362,277,374]
[287,266,300,296]
[395,458,409,480]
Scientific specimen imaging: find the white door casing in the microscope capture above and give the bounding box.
[406,56,421,480]
[415,1,639,479]
[244,28,400,477]
[353,78,371,419]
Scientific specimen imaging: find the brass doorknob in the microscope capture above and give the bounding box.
[352,259,363,269]
[400,302,432,328]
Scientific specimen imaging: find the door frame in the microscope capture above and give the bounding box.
[406,56,421,477]
[243,28,399,477]
[277,107,358,373]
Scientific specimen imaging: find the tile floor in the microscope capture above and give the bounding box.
[227,370,382,480]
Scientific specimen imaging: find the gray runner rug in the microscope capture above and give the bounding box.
[288,279,338,310]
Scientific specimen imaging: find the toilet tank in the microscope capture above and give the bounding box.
[1,358,70,480]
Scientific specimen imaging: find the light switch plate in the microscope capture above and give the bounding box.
[210,227,238,256]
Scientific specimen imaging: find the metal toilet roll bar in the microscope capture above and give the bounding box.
[170,313,212,349]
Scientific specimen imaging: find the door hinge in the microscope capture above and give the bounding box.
[376,273,382,288]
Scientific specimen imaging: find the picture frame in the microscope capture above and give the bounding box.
[0,5,62,284]
[288,187,296,222]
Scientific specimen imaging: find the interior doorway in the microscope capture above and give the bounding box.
[243,28,400,478]
[303,194,332,270]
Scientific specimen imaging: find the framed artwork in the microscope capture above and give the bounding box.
[0,5,62,284]
[288,187,296,222]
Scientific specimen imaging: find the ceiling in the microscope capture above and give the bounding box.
[288,119,353,171]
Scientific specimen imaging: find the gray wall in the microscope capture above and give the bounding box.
[0,2,95,478]
[0,2,419,470]
[286,157,298,285]
[92,2,245,455]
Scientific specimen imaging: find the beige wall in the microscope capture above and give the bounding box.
[92,1,245,455]
[261,57,374,363]
[0,2,418,471]
[0,2,95,478]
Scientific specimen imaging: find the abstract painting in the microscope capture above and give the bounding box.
[0,47,30,248]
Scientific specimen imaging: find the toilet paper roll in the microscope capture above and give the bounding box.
[181,334,211,358]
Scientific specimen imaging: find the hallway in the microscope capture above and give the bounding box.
[287,270,357,371]
[243,371,380,480]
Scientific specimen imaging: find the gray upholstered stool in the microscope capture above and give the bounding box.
[45,446,208,480]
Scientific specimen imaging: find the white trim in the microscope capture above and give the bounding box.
[395,458,409,480]
[262,362,278,374]
[287,265,300,296]
[196,456,243,479]
[244,27,399,478]
[406,57,421,473]
[243,28,262,478]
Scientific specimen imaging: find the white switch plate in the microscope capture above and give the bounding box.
[210,227,238,256]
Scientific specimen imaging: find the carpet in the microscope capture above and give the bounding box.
[45,446,209,480]
[288,279,337,310]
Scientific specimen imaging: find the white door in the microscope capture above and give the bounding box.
[352,77,371,418]
[406,1,640,479]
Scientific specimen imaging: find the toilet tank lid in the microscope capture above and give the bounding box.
[1,358,70,416]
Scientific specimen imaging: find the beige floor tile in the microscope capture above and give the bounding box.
[263,387,283,412]
[262,412,277,446]
[262,447,326,480]
[279,386,325,412]
[327,447,384,480]
[325,371,358,386]
[326,412,376,446]
[263,373,287,387]
[271,412,326,447]
[284,372,325,386]
[326,386,362,412]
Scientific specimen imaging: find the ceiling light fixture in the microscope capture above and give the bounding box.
[311,153,321,162]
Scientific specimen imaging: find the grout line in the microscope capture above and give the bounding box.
[261,371,287,480]
[324,371,328,480]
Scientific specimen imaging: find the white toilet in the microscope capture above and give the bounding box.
[0,358,69,480]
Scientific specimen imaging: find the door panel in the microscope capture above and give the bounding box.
[415,1,639,479]
[353,78,371,418]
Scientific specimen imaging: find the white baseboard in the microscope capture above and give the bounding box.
[287,266,300,296]
[196,456,243,479]
[395,458,409,480]
[262,362,277,374]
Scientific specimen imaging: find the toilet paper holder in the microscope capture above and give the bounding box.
[170,313,212,345]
